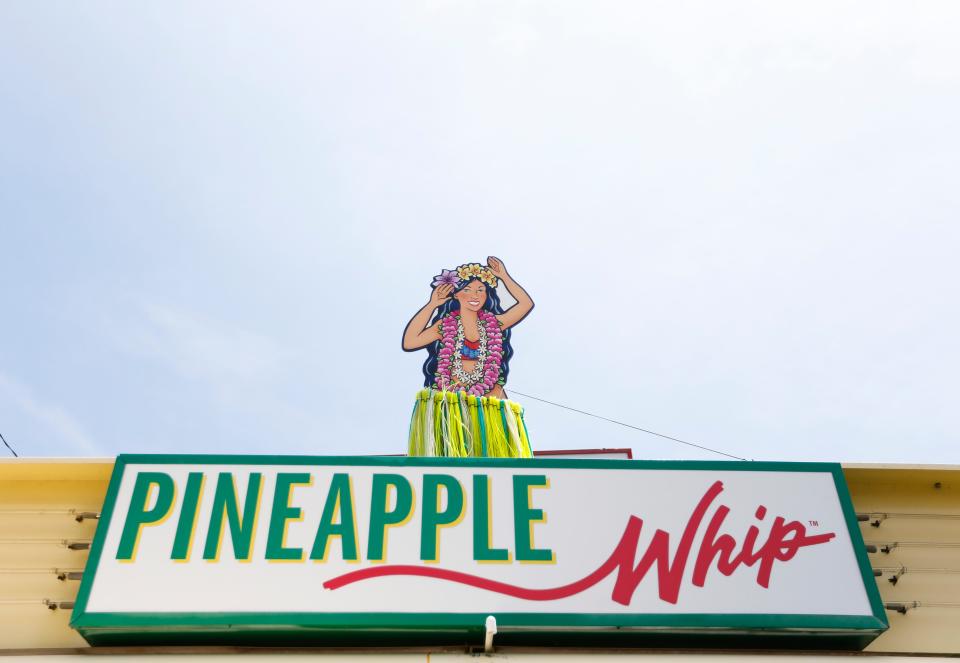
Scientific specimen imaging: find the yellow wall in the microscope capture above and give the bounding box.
[0,460,112,650]
[1,459,957,654]
[845,465,960,654]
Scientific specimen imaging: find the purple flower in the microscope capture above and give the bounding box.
[431,269,462,288]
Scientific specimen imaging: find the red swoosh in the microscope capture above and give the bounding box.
[323,484,722,602]
[322,482,837,606]
[324,552,621,601]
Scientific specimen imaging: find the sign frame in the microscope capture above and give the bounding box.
[71,455,888,648]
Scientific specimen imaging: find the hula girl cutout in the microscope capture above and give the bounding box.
[403,257,535,457]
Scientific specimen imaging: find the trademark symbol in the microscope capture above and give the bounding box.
[808,520,819,527]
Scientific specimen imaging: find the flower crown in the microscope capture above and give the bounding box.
[431,263,498,289]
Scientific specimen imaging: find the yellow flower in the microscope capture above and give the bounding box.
[457,263,498,288]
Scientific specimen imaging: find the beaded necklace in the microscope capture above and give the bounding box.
[451,318,488,386]
[434,310,504,396]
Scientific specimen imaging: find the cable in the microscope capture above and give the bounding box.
[0,509,75,516]
[875,566,960,574]
[506,389,748,461]
[866,541,960,550]
[861,512,960,521]
[0,538,91,547]
[0,431,17,457]
[885,601,960,613]
[0,568,84,576]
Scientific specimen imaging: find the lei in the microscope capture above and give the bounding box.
[435,310,503,396]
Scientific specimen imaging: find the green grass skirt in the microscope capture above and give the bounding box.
[408,389,533,458]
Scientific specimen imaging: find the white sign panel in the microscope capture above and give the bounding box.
[72,456,887,647]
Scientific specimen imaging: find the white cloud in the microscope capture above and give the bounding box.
[128,301,287,385]
[0,372,102,456]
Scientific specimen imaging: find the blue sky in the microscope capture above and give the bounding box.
[1,1,958,462]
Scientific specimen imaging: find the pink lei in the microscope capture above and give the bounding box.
[435,310,504,396]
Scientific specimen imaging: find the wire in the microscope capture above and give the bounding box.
[862,512,960,521]
[506,389,748,461]
[0,568,84,575]
[866,541,960,549]
[886,601,960,613]
[0,509,75,516]
[0,539,62,545]
[876,565,960,573]
[0,431,17,457]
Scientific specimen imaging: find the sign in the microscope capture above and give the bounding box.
[71,456,887,648]
[404,257,536,458]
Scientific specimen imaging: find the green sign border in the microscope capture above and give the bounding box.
[71,455,888,648]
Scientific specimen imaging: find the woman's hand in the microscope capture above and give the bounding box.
[429,283,454,308]
[403,284,452,350]
[490,257,534,331]
[487,256,509,280]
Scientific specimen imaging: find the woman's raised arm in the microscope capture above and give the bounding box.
[401,283,452,351]
[487,256,534,330]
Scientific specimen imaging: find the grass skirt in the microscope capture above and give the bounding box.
[408,389,533,458]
